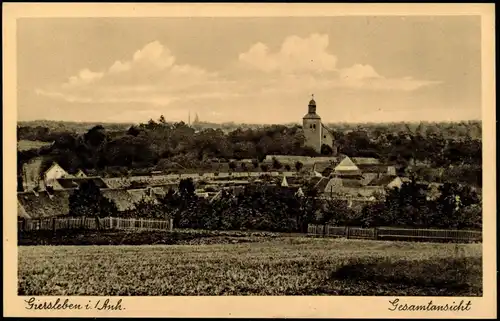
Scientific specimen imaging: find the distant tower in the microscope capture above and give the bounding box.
[303,94,323,153]
[188,111,191,125]
[193,113,200,124]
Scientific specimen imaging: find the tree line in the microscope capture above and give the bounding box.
[17,116,482,187]
[68,177,481,232]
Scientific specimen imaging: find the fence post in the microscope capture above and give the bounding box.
[323,224,327,238]
[170,218,173,231]
[374,227,378,240]
[52,217,56,234]
[346,226,350,239]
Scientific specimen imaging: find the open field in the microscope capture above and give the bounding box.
[17,140,53,151]
[18,238,482,296]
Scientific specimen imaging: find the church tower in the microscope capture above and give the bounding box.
[303,95,323,153]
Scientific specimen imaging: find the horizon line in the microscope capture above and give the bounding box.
[17,117,483,126]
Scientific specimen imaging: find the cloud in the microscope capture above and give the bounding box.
[238,34,338,73]
[40,41,224,106]
[339,64,382,80]
[36,35,441,110]
[237,36,441,92]
[335,64,440,91]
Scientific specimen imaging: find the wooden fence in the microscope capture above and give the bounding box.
[18,216,174,232]
[307,224,482,243]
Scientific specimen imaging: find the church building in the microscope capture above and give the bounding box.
[302,96,336,155]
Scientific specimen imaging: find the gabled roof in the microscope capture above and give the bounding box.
[310,177,330,193]
[361,172,379,185]
[56,177,109,189]
[334,156,360,172]
[321,124,335,137]
[101,189,136,212]
[75,169,87,177]
[368,175,399,187]
[313,162,334,174]
[18,201,30,219]
[127,188,158,205]
[338,186,383,198]
[17,190,71,219]
[43,162,68,176]
[356,164,391,173]
[341,179,364,188]
[351,157,380,165]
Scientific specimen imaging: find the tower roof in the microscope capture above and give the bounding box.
[303,113,321,120]
[305,94,319,118]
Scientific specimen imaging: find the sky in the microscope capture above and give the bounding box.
[17,16,482,124]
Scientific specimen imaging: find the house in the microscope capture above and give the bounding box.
[74,169,87,178]
[101,189,137,212]
[21,157,41,191]
[318,175,385,201]
[333,156,363,176]
[263,155,339,165]
[17,190,71,219]
[351,157,380,165]
[17,201,30,219]
[21,159,76,192]
[367,175,405,189]
[295,187,305,197]
[54,177,109,190]
[43,162,70,189]
[100,187,169,212]
[356,163,398,176]
[309,176,331,194]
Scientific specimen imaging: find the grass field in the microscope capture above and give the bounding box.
[18,237,482,296]
[17,140,53,151]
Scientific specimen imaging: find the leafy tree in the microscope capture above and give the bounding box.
[68,180,118,218]
[17,117,483,189]
[179,178,195,199]
[133,197,165,219]
[127,126,141,137]
[295,161,304,172]
[272,157,283,170]
[84,125,107,148]
[321,144,334,156]
[260,164,269,172]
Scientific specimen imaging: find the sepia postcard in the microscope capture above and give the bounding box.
[3,3,496,318]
